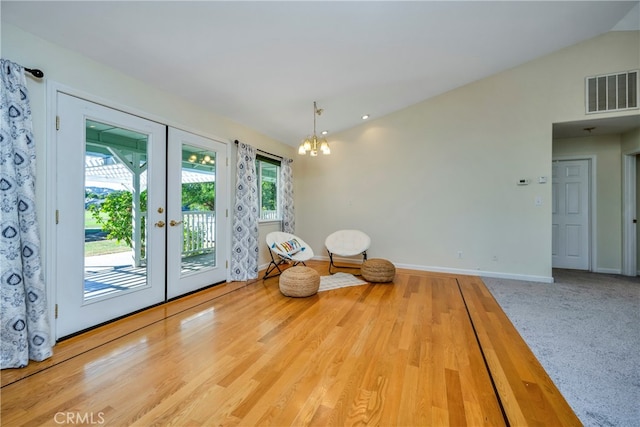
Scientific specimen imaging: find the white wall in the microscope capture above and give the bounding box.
[622,127,640,153]
[296,30,640,282]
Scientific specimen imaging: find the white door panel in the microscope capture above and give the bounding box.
[552,159,590,270]
[166,128,228,299]
[56,94,166,338]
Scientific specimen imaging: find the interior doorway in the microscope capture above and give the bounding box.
[622,151,639,276]
[553,115,640,277]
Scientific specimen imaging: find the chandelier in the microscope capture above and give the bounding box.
[298,101,330,156]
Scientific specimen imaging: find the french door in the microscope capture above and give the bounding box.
[55,93,228,339]
[166,128,228,299]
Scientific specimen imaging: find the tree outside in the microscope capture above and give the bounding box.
[87,183,215,256]
[261,180,276,212]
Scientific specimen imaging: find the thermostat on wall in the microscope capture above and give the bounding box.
[517,179,530,186]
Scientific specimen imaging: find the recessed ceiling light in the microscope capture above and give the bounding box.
[362,114,370,120]
[321,130,328,135]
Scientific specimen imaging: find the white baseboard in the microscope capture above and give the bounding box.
[261,258,630,282]
[393,262,554,283]
[593,267,622,275]
[310,256,554,283]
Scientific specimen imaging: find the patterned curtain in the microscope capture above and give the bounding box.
[0,59,52,368]
[279,157,295,234]
[230,142,259,281]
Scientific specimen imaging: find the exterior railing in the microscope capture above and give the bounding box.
[182,211,215,256]
[260,210,279,221]
[101,211,214,265]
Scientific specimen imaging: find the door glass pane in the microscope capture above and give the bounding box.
[181,144,216,275]
[84,119,149,301]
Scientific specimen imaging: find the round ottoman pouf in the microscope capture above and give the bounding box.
[362,258,396,283]
[279,266,320,297]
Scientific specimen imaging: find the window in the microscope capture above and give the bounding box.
[257,155,280,221]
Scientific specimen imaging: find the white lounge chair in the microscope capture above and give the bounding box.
[325,229,371,274]
[264,231,314,279]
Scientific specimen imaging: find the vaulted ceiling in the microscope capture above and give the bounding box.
[3,1,639,145]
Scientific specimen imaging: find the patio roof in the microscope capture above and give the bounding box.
[86,155,216,189]
[85,118,216,190]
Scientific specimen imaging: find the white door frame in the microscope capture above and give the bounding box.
[45,81,232,340]
[622,151,638,276]
[552,155,597,272]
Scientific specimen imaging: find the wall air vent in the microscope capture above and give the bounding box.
[586,70,638,113]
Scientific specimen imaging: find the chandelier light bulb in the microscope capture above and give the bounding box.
[299,101,330,157]
[187,152,215,165]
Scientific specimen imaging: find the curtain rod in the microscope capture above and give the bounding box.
[25,67,44,78]
[234,139,291,162]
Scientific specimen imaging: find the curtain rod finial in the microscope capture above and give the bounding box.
[25,68,44,78]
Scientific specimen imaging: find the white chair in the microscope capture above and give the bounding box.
[325,229,371,274]
[264,231,314,279]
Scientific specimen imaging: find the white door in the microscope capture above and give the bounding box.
[552,159,590,270]
[56,94,167,338]
[166,128,228,299]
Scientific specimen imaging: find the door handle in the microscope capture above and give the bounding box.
[154,220,166,228]
[170,220,183,227]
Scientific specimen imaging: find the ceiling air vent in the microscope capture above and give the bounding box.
[586,70,638,113]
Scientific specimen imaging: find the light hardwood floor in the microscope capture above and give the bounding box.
[1,261,580,426]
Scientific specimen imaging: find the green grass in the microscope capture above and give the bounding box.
[85,210,108,229]
[85,239,130,257]
[84,210,135,257]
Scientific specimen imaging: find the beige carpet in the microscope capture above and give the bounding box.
[483,269,640,427]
